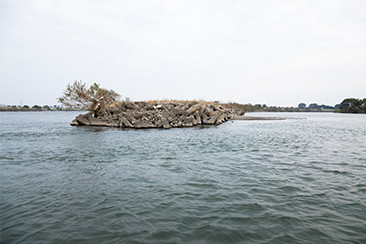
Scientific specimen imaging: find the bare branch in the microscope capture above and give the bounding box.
[58,81,120,115]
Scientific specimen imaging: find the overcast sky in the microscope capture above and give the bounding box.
[1,0,365,107]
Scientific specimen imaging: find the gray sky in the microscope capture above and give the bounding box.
[1,0,365,107]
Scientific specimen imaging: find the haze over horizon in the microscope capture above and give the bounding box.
[1,0,365,107]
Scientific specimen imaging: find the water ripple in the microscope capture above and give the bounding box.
[1,112,366,243]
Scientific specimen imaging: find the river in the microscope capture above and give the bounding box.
[1,111,365,243]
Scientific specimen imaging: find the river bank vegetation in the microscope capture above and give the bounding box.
[0,105,82,112]
[337,98,366,114]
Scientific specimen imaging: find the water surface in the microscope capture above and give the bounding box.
[1,112,365,243]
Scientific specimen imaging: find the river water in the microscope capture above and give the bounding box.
[1,111,365,243]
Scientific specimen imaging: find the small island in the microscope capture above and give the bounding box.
[71,100,249,129]
[59,81,283,129]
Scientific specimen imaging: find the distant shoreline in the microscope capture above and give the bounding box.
[0,106,335,113]
[0,107,86,112]
[0,108,336,113]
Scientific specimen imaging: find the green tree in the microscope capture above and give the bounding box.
[32,105,42,110]
[338,98,366,113]
[58,81,120,116]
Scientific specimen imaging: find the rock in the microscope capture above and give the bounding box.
[191,117,197,125]
[145,105,155,110]
[161,104,173,111]
[89,119,108,126]
[154,120,162,128]
[185,115,196,126]
[120,117,133,127]
[75,113,92,125]
[125,102,139,110]
[215,114,226,124]
[187,103,202,115]
[135,102,145,108]
[210,104,217,111]
[172,108,188,116]
[193,111,202,125]
[106,122,119,127]
[204,114,219,125]
[118,105,127,113]
[109,106,118,114]
[133,112,144,119]
[70,101,250,129]
[134,121,155,128]
[124,113,135,124]
[203,107,214,117]
[161,117,171,129]
[70,119,79,126]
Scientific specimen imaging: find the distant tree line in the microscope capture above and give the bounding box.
[227,102,336,113]
[225,99,365,113]
[0,104,84,112]
[297,103,339,110]
[296,98,366,114]
[337,98,366,113]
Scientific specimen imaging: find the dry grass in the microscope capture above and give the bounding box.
[108,99,225,109]
[145,99,220,105]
